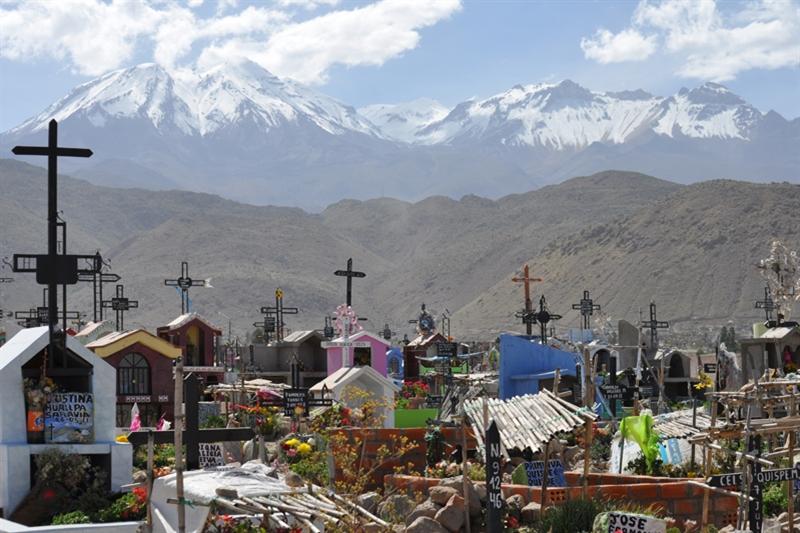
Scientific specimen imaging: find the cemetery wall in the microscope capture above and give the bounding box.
[385,474,740,529]
[330,428,477,489]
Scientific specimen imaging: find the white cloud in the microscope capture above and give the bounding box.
[580,28,657,63]
[0,0,460,83]
[581,0,800,81]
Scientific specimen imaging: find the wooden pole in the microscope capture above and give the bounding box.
[146,430,154,533]
[553,368,561,395]
[174,358,186,533]
[701,399,717,528]
[582,418,592,499]
[788,394,796,531]
[541,439,551,509]
[461,416,472,533]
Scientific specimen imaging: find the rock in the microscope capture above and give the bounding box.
[521,501,542,524]
[435,477,481,516]
[474,483,487,502]
[430,485,460,505]
[434,495,465,533]
[357,491,380,514]
[406,500,441,525]
[563,445,583,467]
[284,471,304,487]
[215,486,238,499]
[683,519,698,532]
[378,494,415,522]
[506,493,525,510]
[717,526,736,533]
[406,516,448,533]
[362,523,384,533]
[509,456,527,466]
[132,470,147,483]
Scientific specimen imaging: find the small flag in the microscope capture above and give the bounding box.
[129,403,141,432]
[156,413,171,431]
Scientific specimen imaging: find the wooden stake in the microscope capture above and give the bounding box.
[701,399,717,528]
[146,430,154,532]
[541,439,551,509]
[461,416,472,533]
[582,418,592,499]
[788,394,796,531]
[174,358,186,533]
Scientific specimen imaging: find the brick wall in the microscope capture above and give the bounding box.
[385,474,739,529]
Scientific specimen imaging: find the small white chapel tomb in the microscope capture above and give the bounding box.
[310,365,400,428]
[0,327,132,516]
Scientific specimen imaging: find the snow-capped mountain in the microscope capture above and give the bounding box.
[359,98,449,143]
[415,80,769,147]
[1,66,797,207]
[9,61,379,139]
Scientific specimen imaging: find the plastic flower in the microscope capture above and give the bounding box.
[296,443,312,455]
[284,438,300,448]
[115,435,129,443]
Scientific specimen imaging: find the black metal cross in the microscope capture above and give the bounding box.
[164,261,209,315]
[102,284,138,331]
[11,119,98,360]
[127,373,254,470]
[640,301,669,354]
[323,316,335,339]
[334,258,365,307]
[754,286,776,322]
[531,295,562,343]
[381,323,395,341]
[15,289,81,327]
[571,290,601,331]
[78,254,120,322]
[253,308,277,343]
[259,288,298,343]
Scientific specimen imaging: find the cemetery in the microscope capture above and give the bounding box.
[0,119,797,533]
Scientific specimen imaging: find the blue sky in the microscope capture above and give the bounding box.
[1,0,798,132]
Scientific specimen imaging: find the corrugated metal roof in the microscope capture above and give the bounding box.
[464,389,596,458]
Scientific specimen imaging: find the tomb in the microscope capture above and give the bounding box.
[73,320,115,345]
[654,348,700,399]
[309,365,400,428]
[86,329,182,427]
[324,329,391,377]
[250,329,327,387]
[0,326,132,516]
[403,331,449,380]
[498,333,579,400]
[740,322,800,378]
[157,313,224,383]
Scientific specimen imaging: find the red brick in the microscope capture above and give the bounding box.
[673,499,698,516]
[660,482,689,499]
[598,485,629,499]
[627,484,658,500]
[711,496,739,512]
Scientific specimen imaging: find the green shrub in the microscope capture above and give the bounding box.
[290,451,329,486]
[763,482,788,517]
[52,511,91,525]
[200,414,227,429]
[536,499,601,533]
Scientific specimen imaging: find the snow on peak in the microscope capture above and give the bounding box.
[10,61,379,138]
[359,98,449,142]
[417,81,761,147]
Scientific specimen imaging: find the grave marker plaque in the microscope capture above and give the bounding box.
[45,392,93,443]
[198,442,226,468]
[283,388,308,417]
[485,420,503,533]
[524,459,566,487]
[607,512,667,533]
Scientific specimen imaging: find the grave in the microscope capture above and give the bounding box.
[0,327,132,515]
[323,326,391,376]
[498,333,579,400]
[309,365,399,428]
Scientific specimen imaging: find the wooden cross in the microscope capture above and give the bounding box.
[572,290,601,331]
[164,261,209,314]
[640,301,669,354]
[754,286,776,323]
[128,373,254,470]
[259,288,298,342]
[78,256,120,322]
[102,284,139,331]
[512,264,543,335]
[11,119,98,360]
[531,295,562,343]
[334,258,365,307]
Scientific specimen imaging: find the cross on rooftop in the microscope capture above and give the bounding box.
[531,294,562,343]
[10,120,100,360]
[164,261,209,314]
[102,284,138,331]
[259,288,298,343]
[640,301,669,354]
[754,286,776,322]
[381,323,395,341]
[409,303,436,335]
[512,264,543,336]
[334,257,365,307]
[571,290,602,331]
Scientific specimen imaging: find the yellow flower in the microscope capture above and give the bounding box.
[115,435,129,443]
[284,438,300,448]
[296,443,312,455]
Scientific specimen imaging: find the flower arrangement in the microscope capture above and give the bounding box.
[234,404,280,437]
[309,403,353,432]
[280,434,316,464]
[23,377,57,410]
[98,487,147,522]
[694,371,713,391]
[397,380,429,409]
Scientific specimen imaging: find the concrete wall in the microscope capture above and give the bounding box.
[499,334,578,399]
[0,518,139,532]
